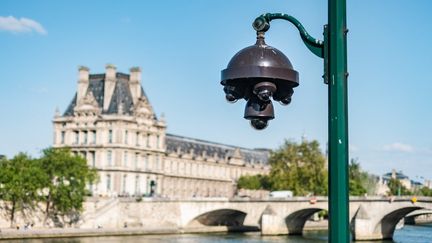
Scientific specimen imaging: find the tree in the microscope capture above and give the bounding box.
[39,147,98,226]
[348,158,378,196]
[419,187,432,196]
[237,174,270,190]
[0,153,45,227]
[387,178,411,196]
[349,159,367,196]
[267,139,328,196]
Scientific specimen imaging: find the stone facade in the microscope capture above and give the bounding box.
[53,65,270,199]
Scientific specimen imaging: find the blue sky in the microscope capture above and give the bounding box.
[0,1,431,181]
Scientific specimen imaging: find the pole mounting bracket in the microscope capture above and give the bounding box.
[253,13,324,59]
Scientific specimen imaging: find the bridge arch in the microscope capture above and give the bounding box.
[285,207,326,235]
[375,206,423,240]
[187,208,248,227]
[405,209,432,225]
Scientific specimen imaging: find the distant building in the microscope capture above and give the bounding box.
[382,169,412,190]
[424,180,432,189]
[0,154,5,160]
[53,65,270,199]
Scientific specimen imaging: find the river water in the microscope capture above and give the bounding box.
[5,225,432,243]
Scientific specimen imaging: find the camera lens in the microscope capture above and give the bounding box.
[256,89,272,102]
[279,97,291,105]
[224,86,242,103]
[253,82,276,102]
[225,94,238,103]
[250,118,268,130]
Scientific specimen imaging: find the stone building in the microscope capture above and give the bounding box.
[53,65,270,199]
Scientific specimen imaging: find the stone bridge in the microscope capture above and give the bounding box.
[81,196,432,241]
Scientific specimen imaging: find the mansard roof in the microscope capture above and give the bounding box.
[165,133,270,165]
[63,73,149,116]
[382,171,409,180]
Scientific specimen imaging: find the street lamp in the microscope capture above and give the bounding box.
[220,0,349,242]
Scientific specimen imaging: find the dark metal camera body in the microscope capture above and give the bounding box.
[220,34,299,129]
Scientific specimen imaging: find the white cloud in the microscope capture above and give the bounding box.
[382,142,414,153]
[0,16,47,34]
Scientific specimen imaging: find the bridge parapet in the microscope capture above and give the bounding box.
[76,196,432,241]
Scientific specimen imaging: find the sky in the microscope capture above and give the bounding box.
[0,1,431,181]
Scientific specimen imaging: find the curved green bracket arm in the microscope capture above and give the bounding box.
[253,13,324,59]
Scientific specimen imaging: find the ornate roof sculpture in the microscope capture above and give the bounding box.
[64,73,153,117]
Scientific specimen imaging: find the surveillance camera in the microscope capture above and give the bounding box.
[253,82,277,102]
[223,85,244,103]
[220,31,298,130]
[250,118,268,130]
[273,88,294,106]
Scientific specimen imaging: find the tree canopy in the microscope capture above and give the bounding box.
[349,159,377,196]
[267,139,328,196]
[0,153,45,227]
[0,148,98,227]
[237,139,379,197]
[387,178,412,196]
[39,147,98,226]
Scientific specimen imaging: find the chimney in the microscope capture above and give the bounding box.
[103,64,117,111]
[77,66,89,102]
[129,67,142,104]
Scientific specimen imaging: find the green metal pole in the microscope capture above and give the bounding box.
[327,0,349,242]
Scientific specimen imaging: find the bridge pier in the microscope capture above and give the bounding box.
[261,213,289,235]
[260,206,320,235]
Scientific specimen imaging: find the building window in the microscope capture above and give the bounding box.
[134,153,139,169]
[74,131,79,144]
[106,174,111,191]
[124,151,128,167]
[83,131,88,144]
[80,151,86,160]
[154,156,158,171]
[136,132,140,146]
[91,130,96,144]
[90,151,96,167]
[157,156,162,171]
[143,155,148,170]
[135,175,140,196]
[146,134,150,148]
[61,131,65,144]
[122,175,127,194]
[107,150,112,166]
[156,135,160,149]
[108,130,113,144]
[124,130,128,144]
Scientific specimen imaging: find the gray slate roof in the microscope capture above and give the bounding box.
[382,171,409,180]
[165,133,269,165]
[64,73,149,116]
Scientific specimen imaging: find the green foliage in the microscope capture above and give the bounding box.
[39,147,98,226]
[349,159,367,196]
[0,148,100,227]
[237,174,270,190]
[0,153,46,227]
[348,158,378,196]
[237,141,379,197]
[387,178,412,196]
[419,187,432,196]
[267,140,328,196]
